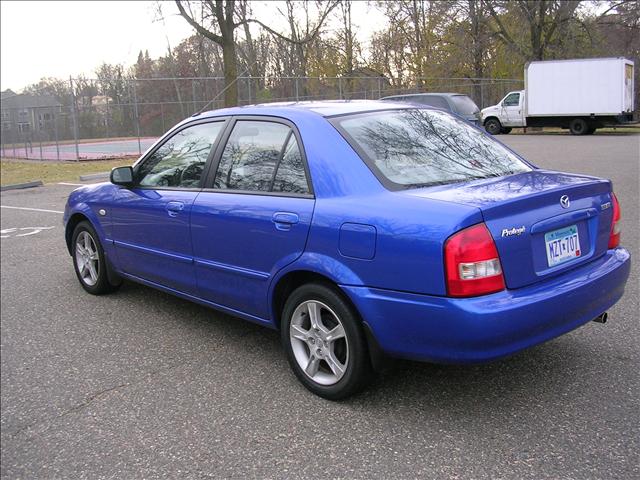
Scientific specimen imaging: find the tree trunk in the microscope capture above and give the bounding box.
[222,39,238,107]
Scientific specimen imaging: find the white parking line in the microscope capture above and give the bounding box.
[1,205,64,214]
[57,182,85,186]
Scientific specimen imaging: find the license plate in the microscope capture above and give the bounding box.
[545,225,581,267]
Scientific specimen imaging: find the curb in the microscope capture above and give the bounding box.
[79,172,110,181]
[0,180,44,192]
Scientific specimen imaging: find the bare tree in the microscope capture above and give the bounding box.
[175,0,337,107]
[175,1,240,107]
[486,0,582,60]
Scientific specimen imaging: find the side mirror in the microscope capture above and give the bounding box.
[110,166,134,186]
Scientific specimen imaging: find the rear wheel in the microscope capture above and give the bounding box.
[72,221,120,295]
[569,118,589,135]
[281,283,372,400]
[484,118,502,135]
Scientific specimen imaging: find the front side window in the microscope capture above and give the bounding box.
[333,109,531,189]
[137,121,223,188]
[214,120,309,194]
[503,93,520,107]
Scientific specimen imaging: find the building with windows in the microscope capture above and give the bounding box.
[1,90,63,142]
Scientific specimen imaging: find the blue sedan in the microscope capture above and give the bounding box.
[64,101,630,399]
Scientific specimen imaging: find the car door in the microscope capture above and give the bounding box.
[111,120,226,294]
[502,91,524,126]
[190,117,315,320]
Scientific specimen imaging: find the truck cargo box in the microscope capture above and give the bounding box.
[525,58,634,117]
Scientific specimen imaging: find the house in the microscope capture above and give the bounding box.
[1,90,63,139]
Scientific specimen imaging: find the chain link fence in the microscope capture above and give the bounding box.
[1,76,524,160]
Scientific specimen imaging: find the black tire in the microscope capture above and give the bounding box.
[281,283,373,400]
[501,127,512,134]
[71,221,120,295]
[484,118,502,135]
[569,118,589,135]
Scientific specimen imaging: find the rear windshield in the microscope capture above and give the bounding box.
[449,95,480,115]
[332,109,531,189]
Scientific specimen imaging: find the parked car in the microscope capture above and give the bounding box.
[380,93,481,125]
[481,58,635,135]
[64,101,630,400]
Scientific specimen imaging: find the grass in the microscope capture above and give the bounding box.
[0,158,135,186]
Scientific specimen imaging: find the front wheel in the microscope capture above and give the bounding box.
[72,221,120,295]
[484,118,502,135]
[281,283,372,400]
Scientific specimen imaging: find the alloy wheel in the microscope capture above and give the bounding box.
[289,300,349,386]
[75,231,100,286]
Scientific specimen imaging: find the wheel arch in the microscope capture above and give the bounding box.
[64,205,110,256]
[483,115,501,126]
[269,264,387,370]
[65,212,91,255]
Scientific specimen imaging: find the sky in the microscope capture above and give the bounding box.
[0,0,386,92]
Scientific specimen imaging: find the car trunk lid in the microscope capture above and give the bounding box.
[405,170,614,289]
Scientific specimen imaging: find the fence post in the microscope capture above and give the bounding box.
[54,110,60,161]
[295,78,299,102]
[132,82,142,155]
[69,77,80,161]
[338,77,343,99]
[105,100,110,140]
[192,79,197,113]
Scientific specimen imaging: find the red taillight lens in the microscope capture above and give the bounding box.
[445,223,506,297]
[608,192,621,249]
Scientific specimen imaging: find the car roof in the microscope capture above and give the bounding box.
[381,93,469,99]
[195,100,415,120]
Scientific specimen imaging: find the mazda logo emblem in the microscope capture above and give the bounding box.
[560,195,570,209]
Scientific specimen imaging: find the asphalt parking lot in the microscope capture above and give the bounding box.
[1,134,639,479]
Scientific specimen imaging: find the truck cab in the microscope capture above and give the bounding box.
[481,90,526,135]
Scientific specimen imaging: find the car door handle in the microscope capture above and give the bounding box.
[272,212,299,231]
[166,201,185,217]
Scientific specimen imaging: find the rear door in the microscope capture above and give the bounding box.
[191,117,315,319]
[111,120,226,294]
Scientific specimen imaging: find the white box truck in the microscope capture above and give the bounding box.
[481,58,635,135]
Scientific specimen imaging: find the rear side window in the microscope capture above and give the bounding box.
[333,109,530,189]
[272,135,309,194]
[137,122,223,188]
[214,120,310,194]
[417,96,450,110]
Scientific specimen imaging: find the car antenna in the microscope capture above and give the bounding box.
[192,65,253,117]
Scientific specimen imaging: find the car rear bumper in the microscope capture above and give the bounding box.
[342,248,631,363]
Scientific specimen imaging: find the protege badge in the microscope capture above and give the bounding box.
[501,226,526,237]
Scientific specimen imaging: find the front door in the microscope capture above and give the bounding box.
[111,120,226,294]
[191,118,315,320]
[502,91,524,126]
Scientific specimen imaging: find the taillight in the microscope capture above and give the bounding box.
[445,223,505,297]
[608,192,621,248]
